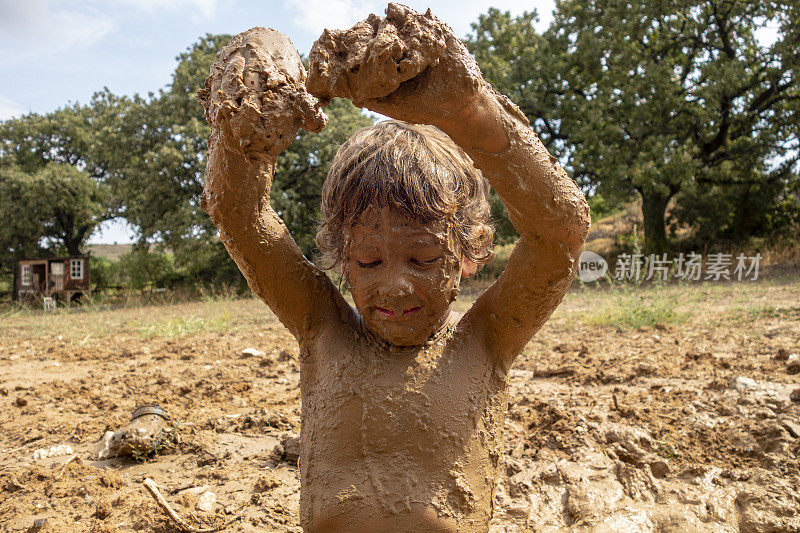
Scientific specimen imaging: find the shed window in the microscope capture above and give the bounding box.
[21,265,31,285]
[70,259,83,280]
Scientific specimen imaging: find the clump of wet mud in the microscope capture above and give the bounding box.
[307,3,448,104]
[197,27,326,161]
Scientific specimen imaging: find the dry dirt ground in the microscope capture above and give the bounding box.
[1,273,799,532]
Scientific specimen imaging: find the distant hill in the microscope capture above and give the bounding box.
[86,244,133,261]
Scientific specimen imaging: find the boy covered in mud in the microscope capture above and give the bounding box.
[198,4,589,531]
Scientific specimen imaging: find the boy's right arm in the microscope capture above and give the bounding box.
[197,28,349,340]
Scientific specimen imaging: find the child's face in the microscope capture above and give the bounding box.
[343,206,468,347]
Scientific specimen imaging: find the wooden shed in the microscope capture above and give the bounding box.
[16,256,90,304]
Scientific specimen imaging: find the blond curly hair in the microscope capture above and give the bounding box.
[316,120,494,268]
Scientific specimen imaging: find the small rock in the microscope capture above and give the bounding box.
[791,389,800,403]
[728,376,757,392]
[196,491,216,512]
[33,444,74,460]
[649,459,670,479]
[754,408,776,420]
[786,362,800,375]
[29,518,48,532]
[14,396,27,407]
[241,347,265,358]
[281,434,300,465]
[95,500,112,519]
[254,473,280,493]
[775,348,790,361]
[780,419,800,439]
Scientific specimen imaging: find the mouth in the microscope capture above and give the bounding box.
[373,306,422,320]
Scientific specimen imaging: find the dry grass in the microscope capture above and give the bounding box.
[2,271,798,343]
[0,295,277,342]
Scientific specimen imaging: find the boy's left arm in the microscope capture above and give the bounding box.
[308,3,590,371]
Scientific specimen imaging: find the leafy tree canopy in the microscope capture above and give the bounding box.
[468,0,800,252]
[0,163,106,283]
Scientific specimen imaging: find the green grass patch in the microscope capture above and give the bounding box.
[133,308,235,339]
[580,290,687,329]
[727,304,800,322]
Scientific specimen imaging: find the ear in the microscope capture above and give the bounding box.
[461,257,478,278]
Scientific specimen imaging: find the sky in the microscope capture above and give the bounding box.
[0,0,555,244]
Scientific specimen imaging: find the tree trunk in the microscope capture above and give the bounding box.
[640,190,672,254]
[64,227,87,257]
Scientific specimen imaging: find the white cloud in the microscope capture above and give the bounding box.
[0,94,26,120]
[0,0,113,64]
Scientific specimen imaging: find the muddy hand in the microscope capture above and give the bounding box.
[197,27,327,162]
[307,3,485,129]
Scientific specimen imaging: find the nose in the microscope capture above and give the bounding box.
[380,271,414,299]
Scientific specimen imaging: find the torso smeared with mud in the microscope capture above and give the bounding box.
[299,319,508,532]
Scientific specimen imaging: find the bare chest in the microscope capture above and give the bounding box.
[301,329,499,466]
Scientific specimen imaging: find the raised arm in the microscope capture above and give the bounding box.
[197,28,347,340]
[307,4,590,368]
[451,90,590,369]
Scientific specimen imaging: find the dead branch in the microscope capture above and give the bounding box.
[142,478,246,533]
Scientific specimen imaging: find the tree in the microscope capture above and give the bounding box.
[468,1,800,252]
[97,35,231,256]
[0,168,49,282]
[35,163,108,255]
[0,101,113,183]
[0,95,116,266]
[0,163,105,285]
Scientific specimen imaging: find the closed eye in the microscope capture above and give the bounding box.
[356,260,382,268]
[411,257,441,266]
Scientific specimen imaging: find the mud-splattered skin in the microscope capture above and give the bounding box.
[199,5,590,532]
[300,312,509,532]
[343,207,465,347]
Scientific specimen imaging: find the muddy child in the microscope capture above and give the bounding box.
[197,4,589,531]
